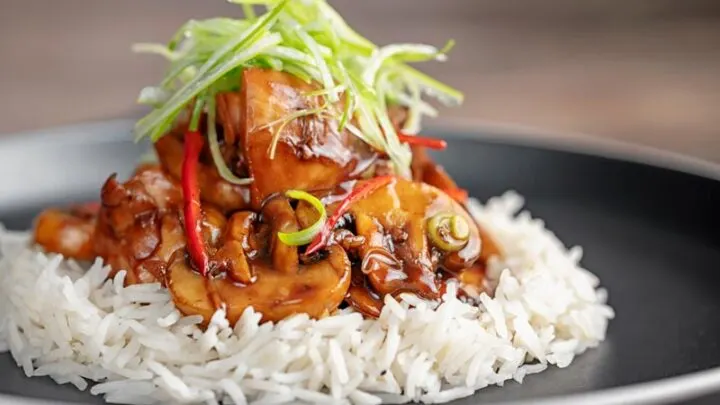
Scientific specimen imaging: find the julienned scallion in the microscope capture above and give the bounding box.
[132,0,463,179]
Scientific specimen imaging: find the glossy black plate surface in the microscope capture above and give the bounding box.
[1,120,719,405]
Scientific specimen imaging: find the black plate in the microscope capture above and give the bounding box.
[1,120,720,405]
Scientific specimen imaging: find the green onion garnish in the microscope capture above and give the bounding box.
[133,0,463,177]
[278,190,327,246]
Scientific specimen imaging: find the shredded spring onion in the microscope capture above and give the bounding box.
[278,190,327,246]
[242,4,257,20]
[137,86,171,107]
[263,105,329,159]
[361,42,451,87]
[135,1,289,142]
[133,0,463,176]
[189,98,205,132]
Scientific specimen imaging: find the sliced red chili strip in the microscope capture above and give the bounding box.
[397,133,447,150]
[181,130,210,276]
[305,175,395,256]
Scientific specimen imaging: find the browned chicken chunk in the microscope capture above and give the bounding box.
[34,203,98,261]
[94,166,185,284]
[347,178,481,299]
[222,68,378,208]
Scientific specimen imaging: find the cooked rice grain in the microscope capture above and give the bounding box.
[0,192,614,404]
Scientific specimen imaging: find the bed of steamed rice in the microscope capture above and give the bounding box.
[0,192,614,405]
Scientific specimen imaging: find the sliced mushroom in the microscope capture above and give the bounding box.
[167,196,352,324]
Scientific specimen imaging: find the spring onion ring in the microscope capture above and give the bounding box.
[278,190,327,246]
[427,212,470,252]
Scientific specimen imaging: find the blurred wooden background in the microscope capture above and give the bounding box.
[0,0,719,160]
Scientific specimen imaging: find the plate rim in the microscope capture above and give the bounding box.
[1,119,719,405]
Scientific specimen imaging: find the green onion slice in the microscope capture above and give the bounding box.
[278,190,327,246]
[427,212,470,252]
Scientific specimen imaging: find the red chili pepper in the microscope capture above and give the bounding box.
[397,133,447,150]
[305,175,395,256]
[444,187,469,204]
[181,130,209,276]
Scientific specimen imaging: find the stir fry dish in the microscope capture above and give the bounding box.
[0,3,615,403]
[32,0,501,325]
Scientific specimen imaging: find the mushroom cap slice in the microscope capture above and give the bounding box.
[166,244,351,324]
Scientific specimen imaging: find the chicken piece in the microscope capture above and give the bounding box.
[167,196,352,324]
[94,165,226,285]
[292,177,486,314]
[217,68,377,209]
[159,70,403,211]
[347,178,482,300]
[33,203,99,261]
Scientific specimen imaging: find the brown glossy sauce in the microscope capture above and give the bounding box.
[32,72,498,325]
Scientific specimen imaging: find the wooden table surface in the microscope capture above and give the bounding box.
[1,0,719,161]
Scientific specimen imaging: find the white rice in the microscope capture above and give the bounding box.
[0,192,614,404]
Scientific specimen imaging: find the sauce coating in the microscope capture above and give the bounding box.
[32,69,501,324]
